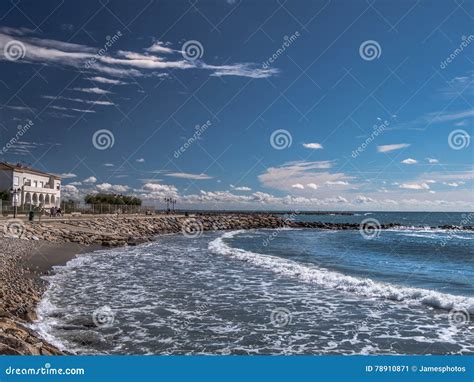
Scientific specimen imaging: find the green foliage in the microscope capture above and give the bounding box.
[0,191,10,201]
[84,193,142,206]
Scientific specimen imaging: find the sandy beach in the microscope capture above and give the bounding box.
[0,238,99,354]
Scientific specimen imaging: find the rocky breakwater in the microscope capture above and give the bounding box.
[0,214,286,246]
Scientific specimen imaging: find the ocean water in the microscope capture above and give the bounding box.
[33,218,474,355]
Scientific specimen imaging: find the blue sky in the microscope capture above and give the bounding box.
[0,0,472,211]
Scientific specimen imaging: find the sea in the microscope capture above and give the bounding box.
[32,212,474,355]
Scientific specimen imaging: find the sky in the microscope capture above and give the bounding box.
[0,0,472,211]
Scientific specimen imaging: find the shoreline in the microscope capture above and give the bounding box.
[0,239,100,355]
[1,213,472,355]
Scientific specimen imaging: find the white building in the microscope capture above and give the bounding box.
[0,162,61,208]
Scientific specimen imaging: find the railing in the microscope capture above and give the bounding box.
[0,200,155,217]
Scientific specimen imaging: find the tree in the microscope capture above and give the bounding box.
[0,191,10,201]
[84,193,142,206]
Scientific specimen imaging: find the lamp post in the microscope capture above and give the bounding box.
[10,187,21,218]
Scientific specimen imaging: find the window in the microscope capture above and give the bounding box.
[33,180,38,187]
[39,181,43,188]
[24,178,31,186]
[13,176,19,186]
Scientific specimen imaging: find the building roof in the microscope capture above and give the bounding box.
[0,162,61,179]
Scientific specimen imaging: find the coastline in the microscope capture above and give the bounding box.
[1,213,472,355]
[0,239,99,355]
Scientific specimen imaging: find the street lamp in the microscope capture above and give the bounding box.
[10,187,21,218]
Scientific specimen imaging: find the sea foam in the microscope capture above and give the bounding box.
[209,230,474,315]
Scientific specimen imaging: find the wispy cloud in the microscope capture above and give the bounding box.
[0,28,278,79]
[86,76,127,85]
[377,143,410,153]
[401,158,417,165]
[73,87,112,95]
[166,172,213,180]
[302,142,323,150]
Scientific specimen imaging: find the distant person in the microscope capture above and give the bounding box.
[56,207,62,217]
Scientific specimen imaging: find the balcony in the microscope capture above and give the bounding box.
[22,185,58,194]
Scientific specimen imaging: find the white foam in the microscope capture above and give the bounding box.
[209,231,474,314]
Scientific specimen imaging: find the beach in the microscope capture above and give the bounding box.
[1,213,473,355]
[0,238,97,354]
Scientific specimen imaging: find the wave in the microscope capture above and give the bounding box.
[209,231,474,315]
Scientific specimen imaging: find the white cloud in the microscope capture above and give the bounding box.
[87,76,126,85]
[306,183,318,190]
[146,41,174,54]
[302,142,323,150]
[354,195,375,204]
[426,158,439,164]
[377,143,410,153]
[291,183,305,189]
[103,163,114,167]
[96,183,130,192]
[136,158,145,163]
[60,172,76,178]
[326,180,349,186]
[230,185,252,191]
[83,176,97,184]
[401,158,417,165]
[0,30,278,79]
[399,182,430,190]
[166,172,212,180]
[444,182,460,187]
[61,184,79,198]
[73,87,111,95]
